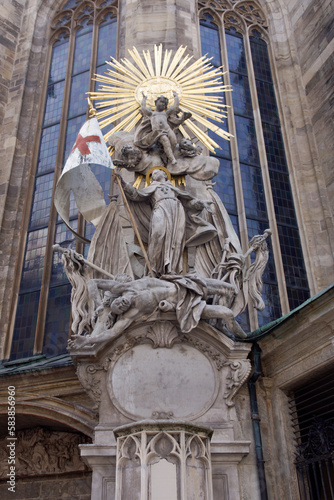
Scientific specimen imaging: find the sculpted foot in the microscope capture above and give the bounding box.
[228,321,248,339]
[68,334,94,349]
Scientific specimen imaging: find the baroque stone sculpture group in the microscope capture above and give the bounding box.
[55,91,271,350]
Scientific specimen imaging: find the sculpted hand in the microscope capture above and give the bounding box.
[193,199,214,213]
[202,200,214,214]
[115,172,126,187]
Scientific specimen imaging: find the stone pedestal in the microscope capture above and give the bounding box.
[70,315,252,499]
[114,421,213,500]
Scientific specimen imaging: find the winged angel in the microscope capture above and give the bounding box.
[53,45,272,348]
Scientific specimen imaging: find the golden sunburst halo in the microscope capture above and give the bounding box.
[88,44,232,153]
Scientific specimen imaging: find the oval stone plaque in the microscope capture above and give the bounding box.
[108,343,217,420]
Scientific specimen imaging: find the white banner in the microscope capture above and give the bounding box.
[54,117,114,243]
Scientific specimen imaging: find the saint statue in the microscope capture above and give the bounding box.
[118,169,216,277]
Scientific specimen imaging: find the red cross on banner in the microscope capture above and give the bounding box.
[71,133,101,155]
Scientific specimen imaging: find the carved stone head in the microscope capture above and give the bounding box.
[111,296,132,315]
[154,95,169,111]
[151,169,168,182]
[179,138,202,157]
[121,144,143,169]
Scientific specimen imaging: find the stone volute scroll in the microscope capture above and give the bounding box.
[53,44,272,500]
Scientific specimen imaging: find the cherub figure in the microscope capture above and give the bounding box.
[134,91,191,165]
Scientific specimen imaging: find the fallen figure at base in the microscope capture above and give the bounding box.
[69,274,247,349]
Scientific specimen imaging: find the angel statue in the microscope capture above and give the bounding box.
[134,91,192,165]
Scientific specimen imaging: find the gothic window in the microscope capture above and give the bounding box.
[8,0,118,360]
[198,1,310,330]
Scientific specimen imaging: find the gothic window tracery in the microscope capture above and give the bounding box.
[9,0,118,360]
[198,1,309,330]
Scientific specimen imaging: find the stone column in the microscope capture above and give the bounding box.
[120,0,201,57]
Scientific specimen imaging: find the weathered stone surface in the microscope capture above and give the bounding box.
[0,473,92,500]
[0,1,333,499]
[110,342,217,419]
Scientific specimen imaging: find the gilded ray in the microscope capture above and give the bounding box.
[174,56,211,82]
[98,103,139,128]
[128,47,151,79]
[165,46,187,78]
[161,49,172,77]
[87,44,232,153]
[143,50,155,78]
[120,58,148,83]
[170,54,193,80]
[154,44,162,76]
[180,101,225,121]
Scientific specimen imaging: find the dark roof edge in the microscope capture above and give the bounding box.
[0,352,73,377]
[243,283,334,342]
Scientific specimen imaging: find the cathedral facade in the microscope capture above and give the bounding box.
[0,0,333,498]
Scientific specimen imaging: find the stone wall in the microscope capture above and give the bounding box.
[120,0,200,57]
[0,472,92,500]
[288,0,334,219]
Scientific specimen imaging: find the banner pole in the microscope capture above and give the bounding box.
[115,174,154,278]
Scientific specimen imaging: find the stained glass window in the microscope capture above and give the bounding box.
[200,9,309,331]
[250,34,309,309]
[10,2,118,360]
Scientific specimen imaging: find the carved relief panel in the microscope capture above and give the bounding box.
[73,319,252,427]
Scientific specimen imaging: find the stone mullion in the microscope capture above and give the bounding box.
[180,430,187,499]
[220,18,258,331]
[76,16,101,255]
[265,38,316,296]
[141,431,148,500]
[33,27,77,354]
[206,437,214,499]
[243,29,290,316]
[2,36,57,360]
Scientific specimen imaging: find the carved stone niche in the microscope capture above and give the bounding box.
[72,317,252,427]
[114,421,214,500]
